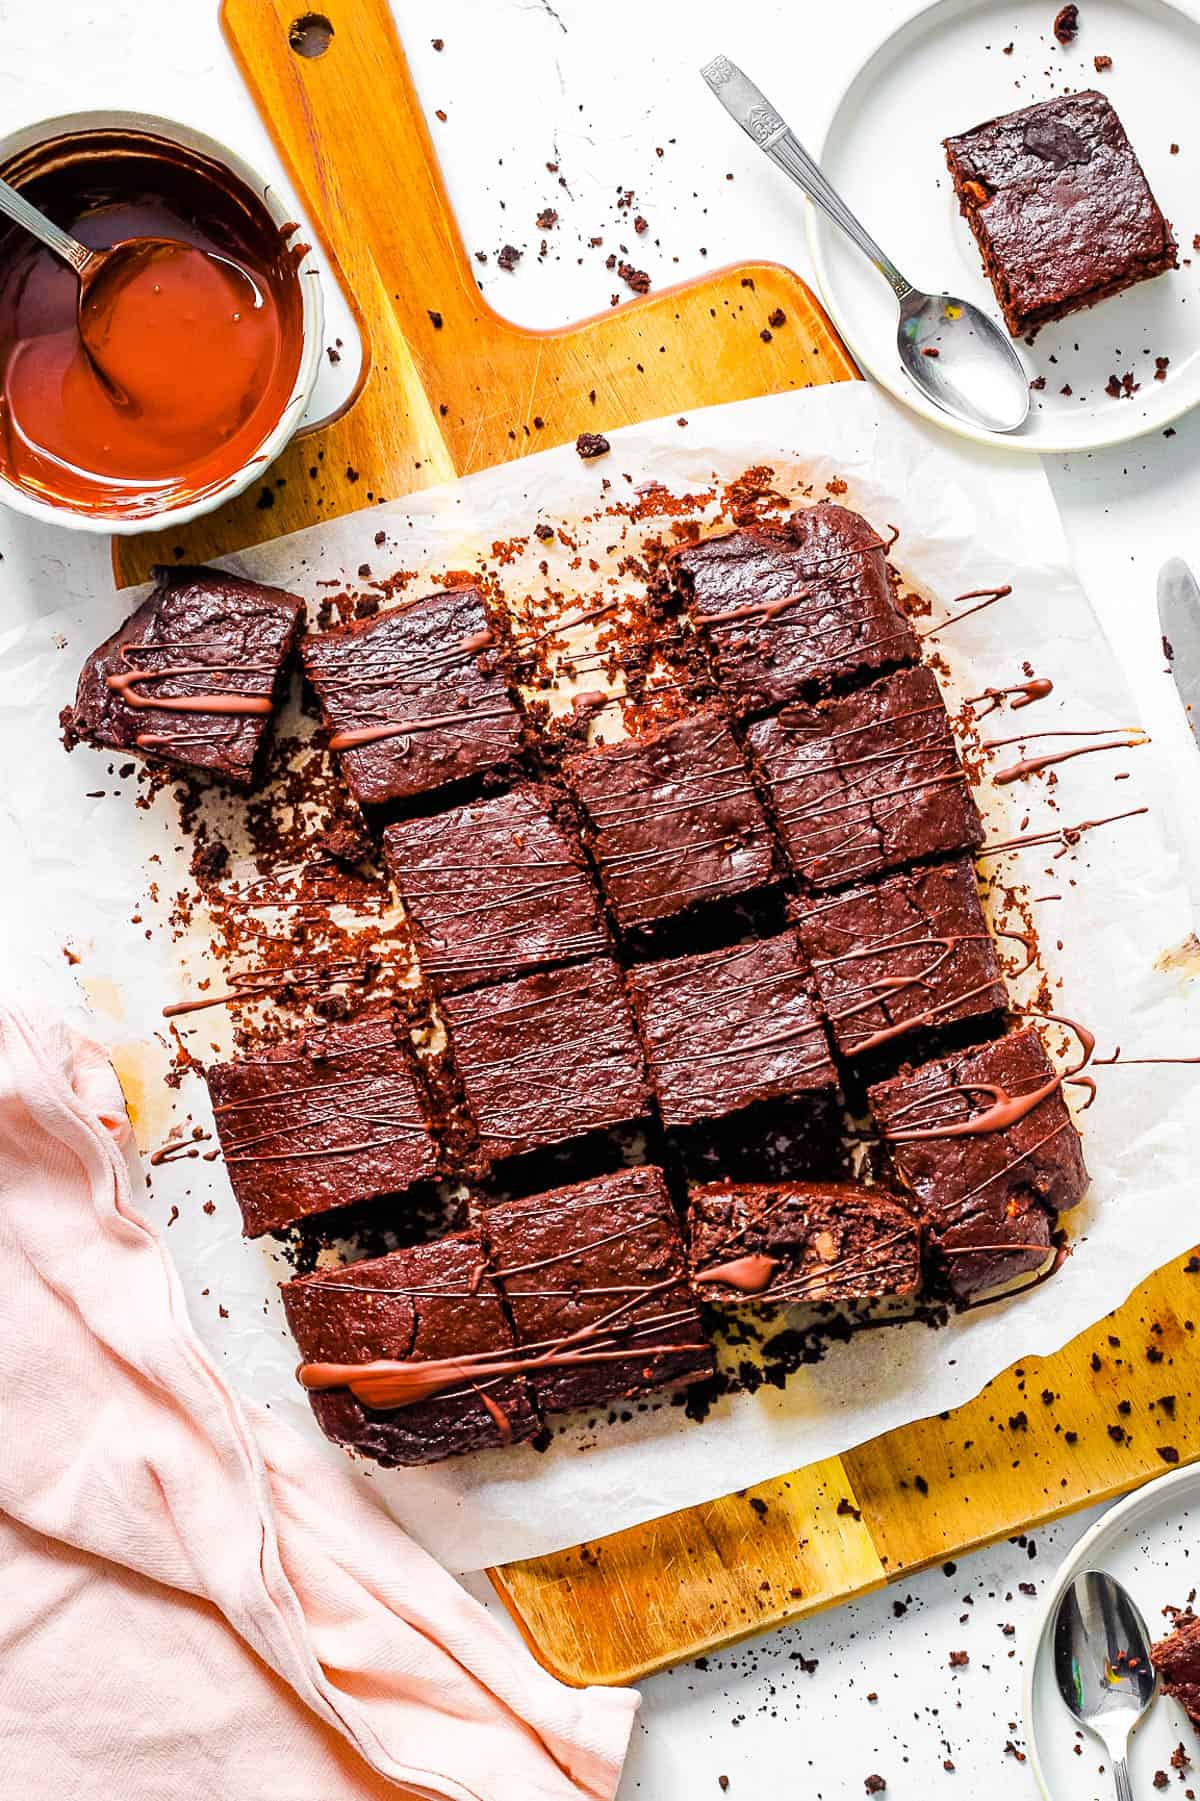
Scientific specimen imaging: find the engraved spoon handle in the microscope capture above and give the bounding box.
[0,173,92,274]
[700,54,914,302]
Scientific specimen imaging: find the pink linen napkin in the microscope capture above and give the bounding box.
[0,1001,638,1800]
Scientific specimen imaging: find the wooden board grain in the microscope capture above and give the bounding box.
[116,0,1200,1687]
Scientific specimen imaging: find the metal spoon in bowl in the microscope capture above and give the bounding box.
[0,171,261,411]
[1053,1571,1159,1801]
[700,55,1030,436]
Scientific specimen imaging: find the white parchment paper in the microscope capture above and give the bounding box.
[1,383,1197,1574]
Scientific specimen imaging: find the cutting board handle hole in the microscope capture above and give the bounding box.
[288,12,334,57]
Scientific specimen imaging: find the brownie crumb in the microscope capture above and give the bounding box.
[618,261,651,294]
[497,244,522,272]
[534,523,555,541]
[431,36,444,49]
[949,1650,969,1668]
[536,208,558,230]
[768,307,787,328]
[1053,4,1079,44]
[1155,356,1170,382]
[575,432,611,459]
[427,309,443,329]
[864,1779,886,1795]
[1159,1445,1181,1463]
[1094,53,1112,69]
[718,1781,729,1795]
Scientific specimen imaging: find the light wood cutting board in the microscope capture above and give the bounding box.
[112,0,1200,1687]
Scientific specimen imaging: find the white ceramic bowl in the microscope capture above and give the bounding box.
[0,109,324,536]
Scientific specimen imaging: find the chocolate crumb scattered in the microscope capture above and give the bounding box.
[949,1650,969,1668]
[618,261,651,294]
[536,208,558,230]
[427,310,443,329]
[431,36,444,49]
[1094,53,1112,69]
[575,432,611,460]
[864,1779,886,1795]
[1053,4,1079,44]
[768,307,786,328]
[497,244,522,272]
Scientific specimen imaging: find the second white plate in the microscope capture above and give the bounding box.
[1025,1463,1200,1797]
[809,0,1200,452]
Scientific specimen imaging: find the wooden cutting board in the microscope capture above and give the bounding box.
[113,0,1200,1688]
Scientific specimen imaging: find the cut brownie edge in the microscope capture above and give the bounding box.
[688,1180,923,1308]
[1151,1611,1200,1732]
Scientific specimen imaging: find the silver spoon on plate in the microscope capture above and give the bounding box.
[700,54,1029,436]
[1053,1571,1159,1800]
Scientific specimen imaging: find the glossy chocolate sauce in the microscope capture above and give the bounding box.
[0,130,305,518]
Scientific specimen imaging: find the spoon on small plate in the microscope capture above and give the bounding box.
[700,55,1030,436]
[1053,1571,1159,1800]
[0,171,261,412]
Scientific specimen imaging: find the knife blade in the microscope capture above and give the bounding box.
[1158,557,1200,750]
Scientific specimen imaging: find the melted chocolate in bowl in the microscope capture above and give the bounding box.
[0,129,306,520]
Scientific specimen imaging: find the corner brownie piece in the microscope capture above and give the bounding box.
[666,503,917,716]
[282,1228,540,1466]
[1152,1611,1200,1732]
[868,1025,1088,1300]
[626,932,837,1130]
[383,782,608,994]
[793,859,1006,1061]
[302,585,523,807]
[563,708,776,934]
[206,1012,439,1237]
[61,564,303,785]
[439,957,651,1164]
[688,1180,923,1308]
[483,1165,714,1414]
[944,91,1176,338]
[747,666,982,892]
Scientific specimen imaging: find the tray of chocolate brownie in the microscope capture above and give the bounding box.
[6,380,1199,1576]
[806,0,1200,452]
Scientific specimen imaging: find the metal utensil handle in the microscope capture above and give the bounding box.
[1110,1754,1133,1801]
[700,54,913,301]
[0,174,92,274]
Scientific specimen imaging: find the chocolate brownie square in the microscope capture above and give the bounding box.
[688,1179,923,1307]
[944,91,1177,338]
[1151,1611,1200,1731]
[61,563,303,785]
[439,957,651,1164]
[793,858,1006,1061]
[626,932,837,1130]
[747,666,982,892]
[302,585,523,807]
[563,708,776,934]
[666,503,917,715]
[382,782,608,994]
[283,1228,540,1466]
[482,1165,714,1414]
[868,1025,1088,1300]
[206,1012,439,1237]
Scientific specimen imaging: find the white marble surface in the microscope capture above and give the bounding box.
[8,0,1200,1794]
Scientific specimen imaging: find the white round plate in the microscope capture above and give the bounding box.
[1025,1464,1200,1797]
[809,0,1200,452]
